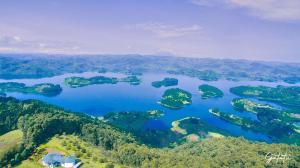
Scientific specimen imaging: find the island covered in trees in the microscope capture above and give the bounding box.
[171,117,226,142]
[209,108,300,144]
[198,84,224,99]
[230,85,300,109]
[65,75,141,88]
[158,88,192,109]
[0,82,62,97]
[151,77,178,88]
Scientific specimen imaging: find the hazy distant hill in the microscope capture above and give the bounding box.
[1,53,300,83]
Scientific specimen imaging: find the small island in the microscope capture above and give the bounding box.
[171,117,226,142]
[0,82,62,96]
[147,110,164,118]
[230,85,300,109]
[118,75,141,85]
[158,88,192,109]
[151,78,178,88]
[65,75,141,88]
[198,84,223,99]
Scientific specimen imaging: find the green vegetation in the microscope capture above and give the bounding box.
[0,97,135,167]
[230,85,300,109]
[231,98,274,114]
[147,110,164,118]
[17,135,126,168]
[209,108,300,145]
[0,97,300,167]
[151,78,178,88]
[105,112,225,146]
[231,98,299,121]
[171,117,226,142]
[65,75,141,88]
[198,84,223,99]
[103,110,172,147]
[0,82,62,96]
[158,88,192,109]
[0,130,23,164]
[118,75,141,85]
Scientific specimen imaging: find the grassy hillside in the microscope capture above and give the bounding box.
[17,135,127,168]
[0,130,23,162]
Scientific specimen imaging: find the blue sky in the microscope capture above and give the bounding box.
[0,0,300,62]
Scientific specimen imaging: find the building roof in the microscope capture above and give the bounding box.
[43,153,77,165]
[64,156,76,163]
[43,153,64,165]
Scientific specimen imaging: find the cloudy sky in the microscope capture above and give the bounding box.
[0,0,300,62]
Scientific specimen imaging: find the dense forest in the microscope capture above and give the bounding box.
[1,97,299,167]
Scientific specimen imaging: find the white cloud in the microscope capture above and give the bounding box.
[227,0,300,21]
[125,22,202,38]
[189,0,300,22]
[0,35,81,54]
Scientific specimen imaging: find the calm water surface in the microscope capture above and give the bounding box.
[1,72,297,143]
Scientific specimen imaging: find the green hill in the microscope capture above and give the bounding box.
[0,97,299,168]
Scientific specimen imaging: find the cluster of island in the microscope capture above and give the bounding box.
[101,109,228,146]
[0,74,299,146]
[65,75,141,88]
[1,55,300,167]
[208,87,300,144]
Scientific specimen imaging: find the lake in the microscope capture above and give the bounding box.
[1,72,297,143]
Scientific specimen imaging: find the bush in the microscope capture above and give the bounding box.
[105,163,114,168]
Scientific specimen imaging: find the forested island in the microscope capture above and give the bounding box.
[158,88,192,109]
[1,97,300,168]
[230,85,300,109]
[198,84,224,99]
[171,117,226,142]
[0,82,62,96]
[151,77,178,88]
[209,108,300,144]
[231,98,275,114]
[65,75,141,88]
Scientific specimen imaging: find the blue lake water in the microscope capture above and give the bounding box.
[1,72,297,143]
